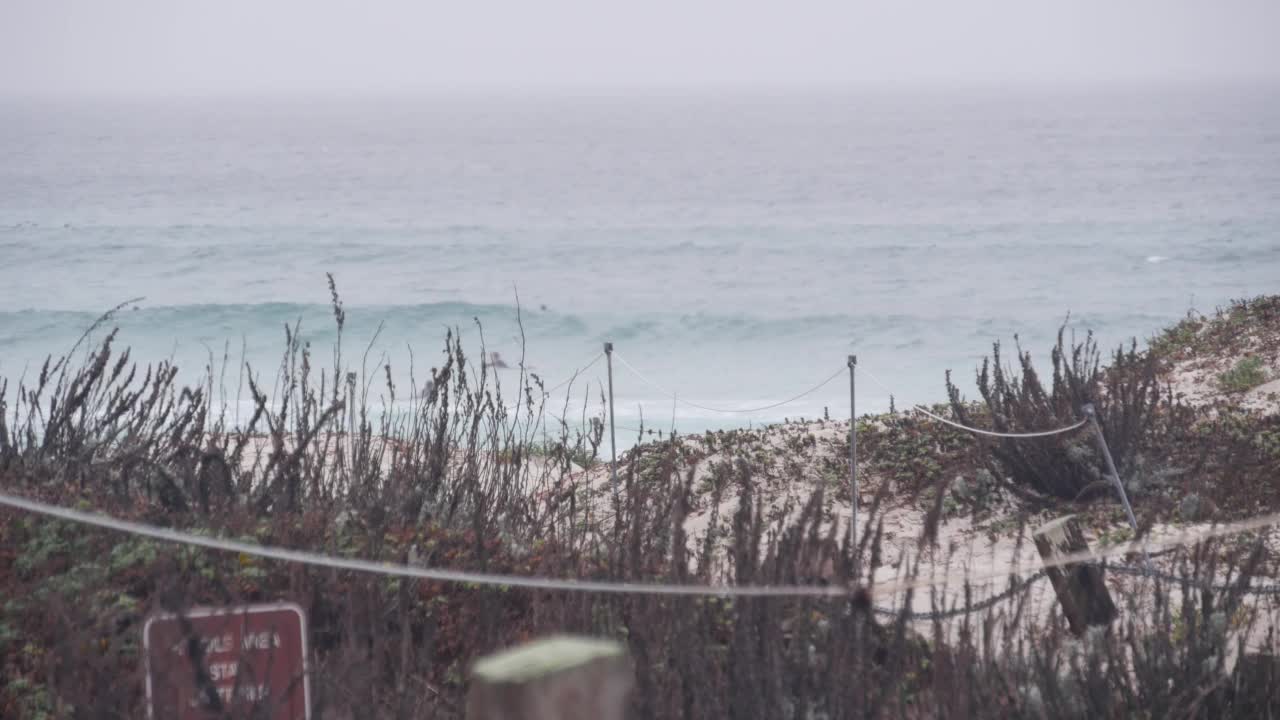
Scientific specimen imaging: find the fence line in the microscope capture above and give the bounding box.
[856,363,898,399]
[4,490,1280,603]
[505,354,1088,443]
[874,570,1049,620]
[911,405,1090,439]
[854,361,1092,437]
[492,351,1098,448]
[502,352,605,414]
[614,352,846,415]
[7,345,1278,615]
[0,491,844,599]
[545,414,652,436]
[542,352,605,395]
[1104,563,1280,596]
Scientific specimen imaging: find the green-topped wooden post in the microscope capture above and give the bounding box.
[467,635,632,720]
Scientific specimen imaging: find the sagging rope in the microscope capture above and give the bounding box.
[615,352,845,415]
[543,353,605,395]
[503,352,604,414]
[912,405,1090,439]
[859,362,1090,438]
[3,490,1280,602]
[0,491,846,599]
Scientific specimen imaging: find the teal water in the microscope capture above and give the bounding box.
[2,87,1278,437]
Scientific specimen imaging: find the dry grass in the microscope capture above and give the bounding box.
[3,286,1280,718]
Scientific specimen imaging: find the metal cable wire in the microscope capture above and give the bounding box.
[614,352,845,415]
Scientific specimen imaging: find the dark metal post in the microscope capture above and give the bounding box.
[605,343,619,493]
[848,355,858,577]
[1083,403,1149,568]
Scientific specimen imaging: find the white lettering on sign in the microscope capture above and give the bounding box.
[236,684,271,702]
[242,632,282,651]
[207,634,234,654]
[187,684,271,708]
[144,603,311,720]
[165,631,285,657]
[207,661,239,682]
[169,634,235,657]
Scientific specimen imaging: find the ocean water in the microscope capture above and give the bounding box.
[1,87,1278,439]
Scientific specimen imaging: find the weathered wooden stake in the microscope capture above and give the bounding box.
[467,635,632,720]
[1033,515,1117,636]
[1233,652,1280,715]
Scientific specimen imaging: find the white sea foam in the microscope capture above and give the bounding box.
[1,90,1277,439]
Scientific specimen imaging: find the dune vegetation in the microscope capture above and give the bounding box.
[3,288,1280,718]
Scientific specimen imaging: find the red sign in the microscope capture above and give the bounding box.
[144,602,311,720]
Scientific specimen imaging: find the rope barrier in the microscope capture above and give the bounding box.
[911,405,1090,439]
[7,338,1279,616]
[1105,562,1280,596]
[614,352,845,415]
[5,490,1280,602]
[544,414,651,436]
[857,364,897,398]
[503,352,604,414]
[869,555,1280,620]
[858,362,1088,438]
[873,570,1049,620]
[543,353,604,395]
[509,353,1080,440]
[894,512,1280,597]
[0,491,848,598]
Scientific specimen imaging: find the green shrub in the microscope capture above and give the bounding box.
[1148,314,1203,358]
[1219,356,1268,393]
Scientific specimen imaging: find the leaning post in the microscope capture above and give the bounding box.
[1033,515,1118,636]
[1082,403,1150,569]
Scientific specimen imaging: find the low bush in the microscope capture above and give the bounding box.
[945,326,1164,502]
[1219,356,1268,393]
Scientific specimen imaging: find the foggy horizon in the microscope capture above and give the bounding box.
[4,1,1280,714]
[3,0,1279,99]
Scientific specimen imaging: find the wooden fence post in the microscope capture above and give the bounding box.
[467,635,632,720]
[1233,653,1280,714]
[1033,515,1118,636]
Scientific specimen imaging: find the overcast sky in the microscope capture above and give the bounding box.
[3,0,1278,97]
